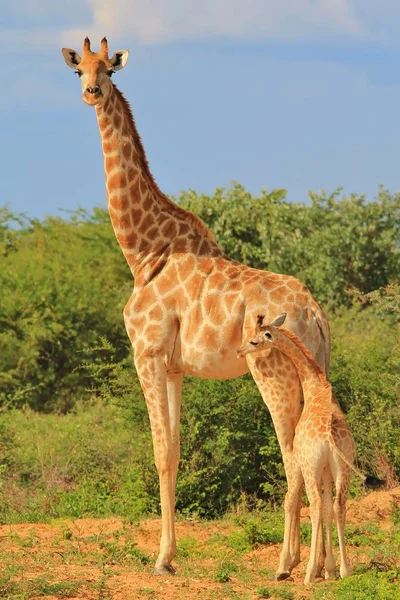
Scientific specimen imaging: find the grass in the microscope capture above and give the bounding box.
[7,530,39,548]
[0,502,398,600]
[173,506,400,597]
[0,402,156,526]
[97,536,151,566]
[0,576,83,599]
[311,569,400,600]
[176,535,200,558]
[226,509,285,554]
[257,586,294,599]
[215,560,239,583]
[138,588,157,598]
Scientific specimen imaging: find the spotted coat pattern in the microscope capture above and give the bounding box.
[238,321,356,583]
[62,38,331,576]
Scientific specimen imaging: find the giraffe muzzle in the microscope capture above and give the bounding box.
[86,85,101,97]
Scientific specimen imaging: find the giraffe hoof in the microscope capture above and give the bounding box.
[275,571,292,581]
[154,564,176,576]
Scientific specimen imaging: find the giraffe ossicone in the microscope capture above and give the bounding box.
[62,38,331,577]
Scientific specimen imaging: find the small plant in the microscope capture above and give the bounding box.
[243,515,284,547]
[390,500,400,526]
[300,521,312,545]
[257,585,294,599]
[91,577,113,600]
[344,521,385,547]
[215,560,238,583]
[258,567,276,579]
[61,526,73,540]
[8,530,39,548]
[311,568,400,600]
[176,535,199,558]
[0,577,83,599]
[226,530,253,553]
[98,537,150,566]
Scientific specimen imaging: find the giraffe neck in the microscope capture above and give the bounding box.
[95,85,164,274]
[95,84,216,279]
[274,333,329,401]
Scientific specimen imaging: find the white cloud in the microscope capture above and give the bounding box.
[62,0,363,46]
[3,1,400,55]
[2,1,366,53]
[3,1,400,111]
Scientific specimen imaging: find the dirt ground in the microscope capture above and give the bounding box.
[0,487,399,600]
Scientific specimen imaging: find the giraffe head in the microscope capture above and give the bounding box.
[61,37,129,106]
[237,313,287,358]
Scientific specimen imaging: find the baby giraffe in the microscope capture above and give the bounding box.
[237,313,369,584]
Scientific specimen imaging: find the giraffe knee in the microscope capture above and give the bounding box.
[309,495,323,521]
[155,449,180,475]
[284,490,299,514]
[333,492,347,520]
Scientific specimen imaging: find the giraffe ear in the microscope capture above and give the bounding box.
[110,50,129,71]
[61,48,82,69]
[270,313,287,327]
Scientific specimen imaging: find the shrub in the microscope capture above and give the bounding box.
[330,303,400,485]
[0,402,156,523]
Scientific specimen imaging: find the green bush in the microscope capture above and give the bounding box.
[0,184,399,518]
[177,376,283,516]
[0,208,131,412]
[179,184,400,308]
[311,569,400,600]
[330,303,400,484]
[1,185,399,412]
[0,402,156,523]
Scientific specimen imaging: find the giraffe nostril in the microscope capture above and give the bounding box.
[85,86,101,95]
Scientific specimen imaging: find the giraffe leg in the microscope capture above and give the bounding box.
[135,356,182,575]
[289,476,302,571]
[303,475,324,585]
[316,520,326,578]
[248,353,327,579]
[322,469,336,579]
[276,462,303,580]
[247,352,304,579]
[166,373,182,504]
[334,474,352,579]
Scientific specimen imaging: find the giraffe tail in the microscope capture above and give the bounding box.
[328,438,385,489]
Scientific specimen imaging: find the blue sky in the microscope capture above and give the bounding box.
[2,1,400,218]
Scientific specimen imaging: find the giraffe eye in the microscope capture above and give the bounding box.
[264,332,273,341]
[107,70,114,77]
[74,71,82,78]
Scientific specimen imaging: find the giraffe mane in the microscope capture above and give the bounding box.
[112,85,217,243]
[278,326,333,433]
[279,327,327,383]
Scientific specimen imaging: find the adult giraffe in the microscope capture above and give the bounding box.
[61,38,330,577]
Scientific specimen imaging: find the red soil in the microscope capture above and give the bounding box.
[0,487,398,600]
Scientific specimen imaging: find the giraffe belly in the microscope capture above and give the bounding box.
[178,347,250,380]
